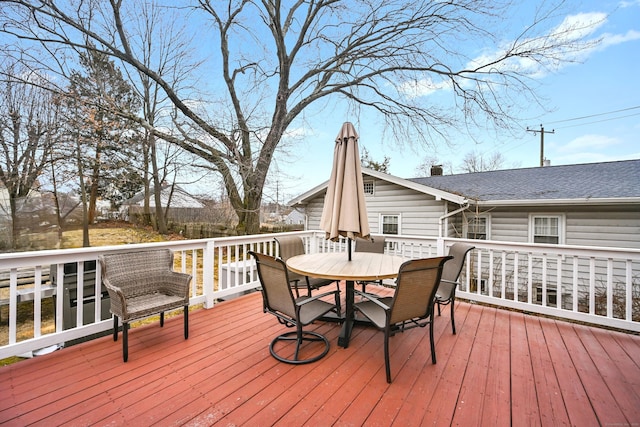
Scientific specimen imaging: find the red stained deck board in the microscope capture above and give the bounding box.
[509,310,541,425]
[479,308,512,426]
[2,287,640,426]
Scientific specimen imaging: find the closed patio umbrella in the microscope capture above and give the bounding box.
[320,122,371,260]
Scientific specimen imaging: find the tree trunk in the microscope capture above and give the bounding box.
[150,135,167,234]
[76,139,90,247]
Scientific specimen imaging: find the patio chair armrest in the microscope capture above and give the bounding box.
[353,289,391,310]
[436,279,458,299]
[296,289,340,306]
[164,271,193,298]
[102,280,126,316]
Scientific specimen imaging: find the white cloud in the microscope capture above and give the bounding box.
[555,134,620,153]
[619,0,640,8]
[598,29,640,49]
[396,9,638,99]
[468,12,607,78]
[397,77,452,98]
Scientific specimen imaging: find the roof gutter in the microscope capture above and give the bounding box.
[439,201,469,238]
[475,197,640,207]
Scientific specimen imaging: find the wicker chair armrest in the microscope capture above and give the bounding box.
[102,279,127,317]
[159,271,192,298]
[353,289,391,310]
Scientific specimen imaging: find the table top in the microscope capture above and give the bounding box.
[286,252,405,281]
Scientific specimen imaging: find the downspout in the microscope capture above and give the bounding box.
[437,201,469,255]
[438,201,469,238]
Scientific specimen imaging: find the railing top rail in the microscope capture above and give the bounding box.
[441,236,640,259]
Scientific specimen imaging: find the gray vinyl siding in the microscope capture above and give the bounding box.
[488,211,530,243]
[296,173,640,250]
[365,179,445,236]
[305,193,326,230]
[466,206,640,250]
[565,208,640,249]
[301,178,446,237]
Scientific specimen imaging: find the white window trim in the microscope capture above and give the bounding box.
[528,213,566,244]
[464,214,491,240]
[379,213,401,236]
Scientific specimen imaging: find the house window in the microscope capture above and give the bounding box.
[530,215,564,244]
[466,216,488,240]
[363,181,374,195]
[381,214,399,235]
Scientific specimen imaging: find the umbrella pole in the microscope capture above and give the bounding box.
[348,238,352,261]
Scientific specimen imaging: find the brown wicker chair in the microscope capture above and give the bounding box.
[353,256,451,383]
[249,251,341,364]
[435,243,475,334]
[99,249,192,362]
[274,236,338,297]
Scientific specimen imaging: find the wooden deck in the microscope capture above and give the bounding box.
[2,283,640,426]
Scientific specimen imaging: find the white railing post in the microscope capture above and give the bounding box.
[203,239,215,309]
[436,237,445,257]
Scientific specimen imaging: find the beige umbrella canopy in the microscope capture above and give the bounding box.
[320,122,371,259]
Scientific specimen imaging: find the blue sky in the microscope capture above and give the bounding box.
[269,0,640,204]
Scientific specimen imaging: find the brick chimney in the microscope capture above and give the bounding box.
[430,165,443,176]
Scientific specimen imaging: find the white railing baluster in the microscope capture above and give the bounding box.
[589,257,596,315]
[627,260,633,321]
[9,269,17,345]
[572,256,579,312]
[501,251,506,299]
[514,252,519,303]
[541,254,548,307]
[556,254,563,310]
[607,258,613,318]
[34,266,42,338]
[488,249,494,298]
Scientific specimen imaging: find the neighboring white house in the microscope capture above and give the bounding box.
[120,184,205,222]
[285,208,305,225]
[123,184,205,209]
[289,159,640,251]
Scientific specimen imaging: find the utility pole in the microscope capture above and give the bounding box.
[527,125,555,166]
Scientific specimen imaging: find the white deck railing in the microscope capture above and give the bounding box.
[1,231,638,359]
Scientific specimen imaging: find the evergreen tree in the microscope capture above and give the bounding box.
[65,48,143,227]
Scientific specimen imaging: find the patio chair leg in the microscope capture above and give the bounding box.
[437,301,442,316]
[113,315,119,341]
[450,300,456,335]
[184,305,189,339]
[160,311,164,327]
[429,314,436,364]
[384,329,392,383]
[123,322,129,362]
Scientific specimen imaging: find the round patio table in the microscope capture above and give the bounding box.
[286,251,405,348]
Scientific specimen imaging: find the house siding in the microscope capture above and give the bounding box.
[565,208,640,249]
[469,206,640,250]
[302,178,446,237]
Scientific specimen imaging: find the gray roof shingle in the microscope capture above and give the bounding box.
[408,159,640,201]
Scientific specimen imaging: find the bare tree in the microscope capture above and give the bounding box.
[0,0,599,234]
[123,1,203,234]
[0,63,59,249]
[460,150,507,173]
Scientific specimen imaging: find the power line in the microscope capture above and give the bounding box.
[546,105,640,125]
[554,112,640,130]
